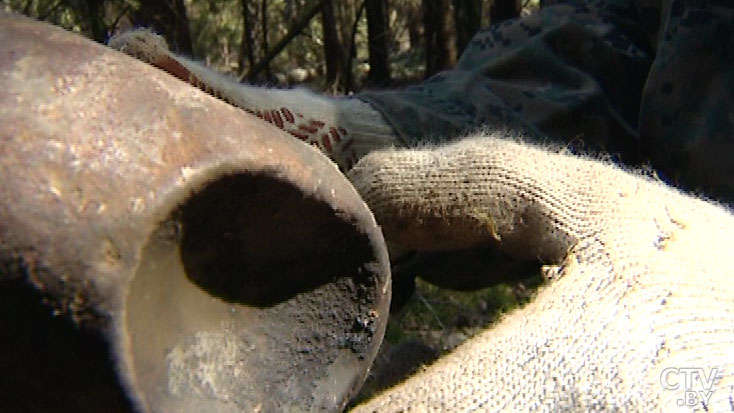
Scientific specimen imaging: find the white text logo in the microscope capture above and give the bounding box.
[660,367,718,407]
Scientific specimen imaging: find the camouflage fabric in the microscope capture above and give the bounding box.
[359,0,734,201]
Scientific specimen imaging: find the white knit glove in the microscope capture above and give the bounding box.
[348,133,734,411]
[108,29,398,171]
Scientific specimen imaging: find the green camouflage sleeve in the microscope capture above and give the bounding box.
[639,1,734,201]
[359,0,734,200]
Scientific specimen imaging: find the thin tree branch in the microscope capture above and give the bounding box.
[245,0,326,81]
[346,0,367,93]
[108,3,132,33]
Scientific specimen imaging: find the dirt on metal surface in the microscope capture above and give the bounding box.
[127,173,387,411]
[0,11,390,412]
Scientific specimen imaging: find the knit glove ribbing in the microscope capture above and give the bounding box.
[348,133,734,410]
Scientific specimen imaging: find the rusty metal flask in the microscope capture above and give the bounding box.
[0,12,390,412]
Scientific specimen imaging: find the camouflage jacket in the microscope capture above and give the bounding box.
[359,0,734,201]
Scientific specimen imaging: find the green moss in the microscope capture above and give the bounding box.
[385,269,544,352]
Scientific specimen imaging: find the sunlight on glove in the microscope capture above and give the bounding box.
[348,132,734,411]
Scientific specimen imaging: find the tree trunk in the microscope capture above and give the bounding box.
[82,0,108,43]
[489,0,519,24]
[321,0,346,89]
[240,0,256,76]
[365,0,391,86]
[260,0,272,81]
[407,2,423,50]
[133,0,193,56]
[453,0,481,55]
[423,0,457,78]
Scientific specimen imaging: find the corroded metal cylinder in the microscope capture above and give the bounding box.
[0,12,390,412]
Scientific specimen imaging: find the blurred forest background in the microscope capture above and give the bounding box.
[2,0,539,94]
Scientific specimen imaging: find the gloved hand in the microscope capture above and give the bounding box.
[108,29,398,170]
[348,132,734,411]
[107,28,734,410]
